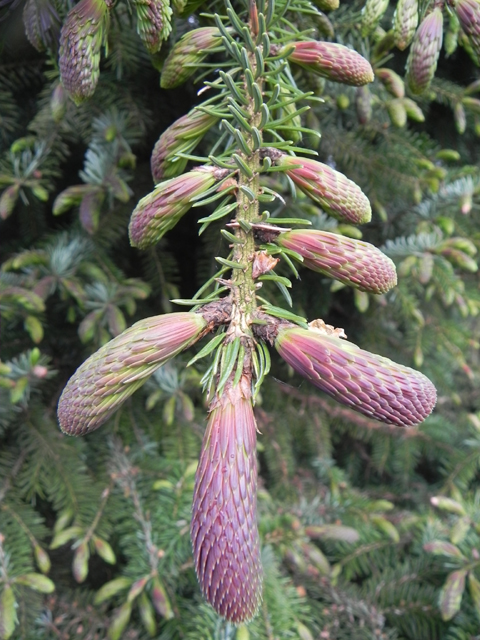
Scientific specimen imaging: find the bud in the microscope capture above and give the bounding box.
[387,98,407,127]
[50,83,67,123]
[53,184,95,215]
[57,312,207,436]
[276,155,372,224]
[73,542,89,583]
[403,97,425,122]
[311,0,339,10]
[151,110,218,182]
[393,0,418,50]
[455,0,480,57]
[23,0,60,52]
[0,184,20,220]
[129,167,224,249]
[361,0,390,37]
[376,67,405,98]
[276,229,397,293]
[151,576,174,618]
[79,187,105,234]
[59,0,110,105]
[286,41,374,86]
[454,102,467,134]
[161,27,222,88]
[275,326,437,426]
[191,385,263,623]
[131,0,172,54]
[405,8,443,95]
[355,85,372,124]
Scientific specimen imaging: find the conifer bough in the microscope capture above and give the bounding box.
[57,0,438,626]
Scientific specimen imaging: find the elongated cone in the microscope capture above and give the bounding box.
[161,27,221,88]
[191,383,263,623]
[376,68,405,98]
[276,229,397,294]
[277,155,372,224]
[405,8,443,95]
[286,41,374,86]
[131,0,172,54]
[59,0,110,105]
[57,312,207,436]
[276,326,436,426]
[455,0,480,56]
[151,110,218,182]
[361,0,390,36]
[129,167,222,249]
[23,0,60,51]
[393,0,418,50]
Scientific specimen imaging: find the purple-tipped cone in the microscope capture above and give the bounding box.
[191,385,262,623]
[58,312,207,436]
[276,327,436,426]
[276,229,397,294]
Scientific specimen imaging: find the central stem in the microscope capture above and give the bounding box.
[228,49,262,343]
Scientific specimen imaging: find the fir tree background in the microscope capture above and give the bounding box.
[1,0,480,637]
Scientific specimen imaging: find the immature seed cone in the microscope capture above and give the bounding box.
[59,0,110,104]
[277,155,372,224]
[361,0,390,36]
[355,85,373,124]
[161,27,221,88]
[129,167,220,249]
[405,8,443,95]
[276,326,436,426]
[23,0,60,51]
[376,68,405,98]
[387,98,407,127]
[57,312,207,436]
[455,0,480,56]
[191,383,262,623]
[393,0,419,50]
[131,0,172,54]
[276,229,397,293]
[151,110,218,182]
[286,41,374,86]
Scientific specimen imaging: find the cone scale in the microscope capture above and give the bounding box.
[191,383,263,623]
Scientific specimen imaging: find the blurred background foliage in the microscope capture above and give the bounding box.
[2,0,480,637]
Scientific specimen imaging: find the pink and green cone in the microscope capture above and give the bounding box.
[191,381,262,623]
[276,229,397,293]
[57,312,207,436]
[58,0,110,104]
[129,167,223,249]
[406,8,443,95]
[275,326,436,426]
[276,155,372,224]
[161,27,222,89]
[131,0,172,54]
[360,0,390,36]
[286,41,374,86]
[393,0,419,50]
[455,0,480,56]
[151,110,218,182]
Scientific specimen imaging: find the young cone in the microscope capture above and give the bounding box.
[151,110,218,182]
[58,312,207,436]
[405,8,443,95]
[275,326,436,426]
[286,41,374,86]
[361,0,390,36]
[276,229,397,294]
[191,382,262,623]
[131,0,172,54]
[455,0,480,56]
[393,0,419,50]
[59,0,109,104]
[276,155,372,224]
[161,27,222,88]
[129,167,223,249]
